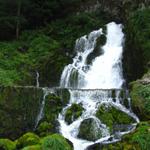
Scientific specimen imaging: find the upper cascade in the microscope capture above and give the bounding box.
[60,22,124,90]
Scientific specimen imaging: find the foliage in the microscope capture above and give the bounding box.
[101,122,150,150]
[131,122,150,150]
[124,8,150,81]
[36,121,53,137]
[0,34,62,86]
[0,10,108,86]
[16,132,40,149]
[0,133,73,150]
[0,139,16,150]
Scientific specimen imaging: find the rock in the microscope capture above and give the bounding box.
[87,34,106,65]
[78,118,102,141]
[130,74,150,121]
[65,103,84,124]
[0,86,43,139]
[0,139,16,150]
[0,86,70,139]
[16,132,40,149]
[123,8,150,82]
[96,104,135,133]
[41,134,72,150]
[43,94,64,125]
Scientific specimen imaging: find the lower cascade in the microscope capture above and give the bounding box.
[58,22,139,150]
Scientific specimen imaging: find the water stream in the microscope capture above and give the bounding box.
[58,22,139,150]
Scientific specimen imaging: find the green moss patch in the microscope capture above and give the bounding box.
[16,132,40,149]
[0,139,16,150]
[41,134,72,150]
[65,103,84,124]
[78,118,102,141]
[96,104,135,133]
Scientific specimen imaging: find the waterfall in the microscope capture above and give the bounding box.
[58,22,139,150]
[36,71,40,87]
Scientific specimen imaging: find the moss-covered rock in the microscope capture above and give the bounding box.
[43,94,64,124]
[16,132,40,149]
[41,134,72,150]
[96,104,135,133]
[55,88,70,106]
[65,103,84,124]
[0,86,43,139]
[78,118,102,141]
[0,139,16,150]
[130,73,150,121]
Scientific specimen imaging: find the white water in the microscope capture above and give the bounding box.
[58,22,139,150]
[36,71,40,88]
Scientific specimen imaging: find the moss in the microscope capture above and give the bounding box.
[55,88,70,106]
[22,145,41,150]
[78,118,102,141]
[41,134,72,150]
[96,104,135,133]
[16,132,40,149]
[65,103,84,124]
[43,94,63,124]
[0,86,43,139]
[36,121,53,137]
[130,76,150,120]
[0,139,16,150]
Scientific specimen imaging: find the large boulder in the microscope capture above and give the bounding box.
[0,86,43,139]
[0,86,70,140]
[130,72,150,121]
[78,118,102,141]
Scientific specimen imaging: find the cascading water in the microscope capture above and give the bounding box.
[36,71,40,88]
[58,22,139,150]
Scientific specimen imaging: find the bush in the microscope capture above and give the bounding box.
[41,134,72,150]
[16,132,40,149]
[0,139,16,150]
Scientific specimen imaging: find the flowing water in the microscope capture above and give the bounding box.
[58,22,139,150]
[36,71,40,87]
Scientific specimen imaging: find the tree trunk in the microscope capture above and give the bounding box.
[16,0,21,40]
